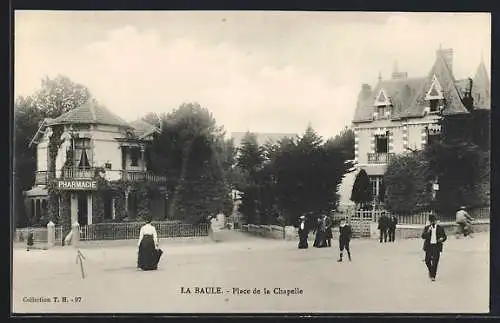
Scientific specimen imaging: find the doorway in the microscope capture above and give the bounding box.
[77,192,88,226]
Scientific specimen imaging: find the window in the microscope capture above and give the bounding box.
[430,99,439,112]
[375,135,388,153]
[130,148,140,167]
[377,106,386,117]
[75,138,91,169]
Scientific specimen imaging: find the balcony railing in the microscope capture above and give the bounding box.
[367,153,396,164]
[35,171,49,185]
[34,169,167,185]
[120,170,167,183]
[62,168,95,179]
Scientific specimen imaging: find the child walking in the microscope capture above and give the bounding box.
[337,217,353,262]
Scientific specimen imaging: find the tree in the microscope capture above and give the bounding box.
[327,126,355,160]
[147,102,232,223]
[384,152,432,214]
[424,140,489,217]
[30,75,93,119]
[236,132,265,177]
[235,132,266,224]
[350,169,372,210]
[14,96,44,227]
[273,126,348,225]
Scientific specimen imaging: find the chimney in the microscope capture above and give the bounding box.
[361,84,372,100]
[437,48,453,72]
[391,60,408,80]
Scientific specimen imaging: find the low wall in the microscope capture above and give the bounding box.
[395,220,490,240]
[245,220,490,241]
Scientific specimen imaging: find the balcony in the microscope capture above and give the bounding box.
[35,171,49,185]
[33,169,167,185]
[120,170,167,183]
[367,153,395,164]
[62,168,95,179]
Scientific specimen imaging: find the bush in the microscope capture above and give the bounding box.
[384,152,432,214]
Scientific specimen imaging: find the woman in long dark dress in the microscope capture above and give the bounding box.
[324,215,333,247]
[137,217,162,271]
[313,216,327,248]
[297,215,309,249]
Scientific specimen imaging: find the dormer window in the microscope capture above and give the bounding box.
[425,75,444,114]
[374,89,392,119]
[430,99,439,112]
[377,105,388,117]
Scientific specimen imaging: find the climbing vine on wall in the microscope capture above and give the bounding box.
[59,191,71,233]
[47,125,65,227]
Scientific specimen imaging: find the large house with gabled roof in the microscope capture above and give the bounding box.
[352,47,490,203]
[24,102,168,228]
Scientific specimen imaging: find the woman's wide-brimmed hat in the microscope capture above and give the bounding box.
[299,215,306,220]
[459,205,467,210]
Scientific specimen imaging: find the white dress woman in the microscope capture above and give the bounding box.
[137,218,162,270]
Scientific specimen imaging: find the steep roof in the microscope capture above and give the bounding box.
[353,49,477,123]
[472,60,490,109]
[354,77,426,122]
[47,102,132,128]
[408,51,468,117]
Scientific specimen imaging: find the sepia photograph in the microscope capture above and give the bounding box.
[12,11,491,314]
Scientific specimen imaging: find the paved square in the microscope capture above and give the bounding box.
[12,232,489,314]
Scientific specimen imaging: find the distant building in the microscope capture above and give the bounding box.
[24,103,168,227]
[352,47,490,202]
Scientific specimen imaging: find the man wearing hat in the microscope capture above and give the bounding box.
[337,217,352,262]
[421,214,447,281]
[455,206,474,238]
[297,215,309,249]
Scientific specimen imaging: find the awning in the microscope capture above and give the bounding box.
[360,164,387,176]
[24,187,48,198]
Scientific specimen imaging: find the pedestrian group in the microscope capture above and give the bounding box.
[295,205,475,282]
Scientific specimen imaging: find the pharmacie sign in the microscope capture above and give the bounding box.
[57,180,97,191]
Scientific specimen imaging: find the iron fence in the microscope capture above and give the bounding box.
[80,221,209,241]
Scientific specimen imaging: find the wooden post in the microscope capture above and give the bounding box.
[72,222,80,248]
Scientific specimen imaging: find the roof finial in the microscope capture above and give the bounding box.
[378,71,382,81]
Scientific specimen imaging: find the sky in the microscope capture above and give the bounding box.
[14,11,491,139]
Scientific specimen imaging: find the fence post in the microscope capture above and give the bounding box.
[72,222,80,248]
[47,221,55,248]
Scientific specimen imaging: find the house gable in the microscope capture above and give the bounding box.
[425,75,444,101]
[374,89,391,106]
[406,49,468,117]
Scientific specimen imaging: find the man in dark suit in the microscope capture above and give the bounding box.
[388,215,398,242]
[421,214,447,281]
[337,217,352,262]
[378,214,389,243]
